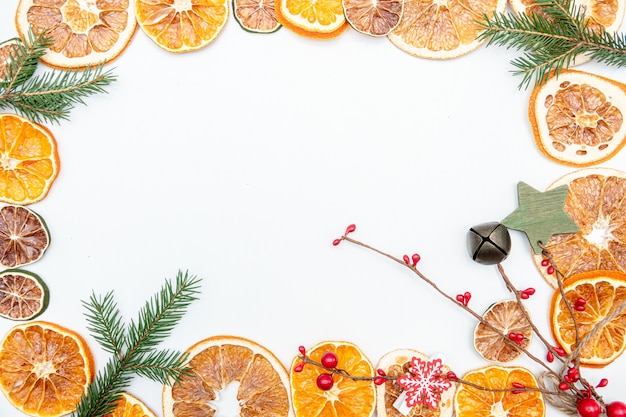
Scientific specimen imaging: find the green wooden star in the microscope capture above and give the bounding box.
[502,182,579,254]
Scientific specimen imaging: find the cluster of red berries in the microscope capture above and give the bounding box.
[577,397,626,417]
[541,258,555,275]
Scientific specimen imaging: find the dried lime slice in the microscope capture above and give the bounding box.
[233,0,282,33]
[0,205,50,268]
[0,269,49,320]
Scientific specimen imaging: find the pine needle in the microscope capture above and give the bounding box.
[74,271,201,417]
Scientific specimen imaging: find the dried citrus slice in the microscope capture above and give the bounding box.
[0,321,94,417]
[0,269,49,321]
[106,393,158,417]
[15,0,137,69]
[0,114,60,205]
[342,0,403,36]
[290,340,376,417]
[454,365,545,417]
[135,0,229,53]
[474,300,533,363]
[162,335,293,417]
[0,39,21,85]
[376,349,455,417]
[550,270,626,367]
[533,167,626,287]
[529,70,626,167]
[233,0,282,33]
[0,205,50,268]
[275,0,349,38]
[387,0,507,59]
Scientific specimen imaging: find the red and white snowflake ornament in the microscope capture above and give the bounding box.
[396,357,453,409]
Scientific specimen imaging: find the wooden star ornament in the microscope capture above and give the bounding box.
[502,182,579,254]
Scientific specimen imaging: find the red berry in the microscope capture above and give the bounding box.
[546,351,555,362]
[547,266,555,274]
[376,368,386,376]
[332,238,342,246]
[541,259,549,267]
[317,373,334,390]
[374,376,386,385]
[597,378,609,388]
[577,398,602,417]
[298,346,306,355]
[607,401,626,417]
[446,371,458,381]
[345,224,356,234]
[321,352,338,369]
[559,381,570,390]
[293,363,304,372]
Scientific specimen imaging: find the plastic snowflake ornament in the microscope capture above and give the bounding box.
[396,357,452,409]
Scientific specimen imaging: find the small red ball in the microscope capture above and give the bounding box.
[317,373,334,391]
[607,401,626,417]
[577,398,602,417]
[321,352,338,369]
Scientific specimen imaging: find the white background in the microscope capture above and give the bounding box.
[1,1,626,415]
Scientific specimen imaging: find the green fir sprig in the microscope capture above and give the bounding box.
[73,271,201,417]
[478,0,626,88]
[0,28,116,124]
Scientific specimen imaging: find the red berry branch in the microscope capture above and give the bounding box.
[330,224,626,417]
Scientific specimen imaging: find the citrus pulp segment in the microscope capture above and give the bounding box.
[342,0,403,36]
[533,167,626,287]
[473,300,533,363]
[162,335,294,417]
[135,0,229,53]
[550,270,626,367]
[375,349,455,417]
[0,205,50,268]
[275,0,349,38]
[0,114,60,205]
[290,340,376,417]
[15,0,138,69]
[233,0,282,33]
[387,0,507,59]
[106,392,158,417]
[0,269,49,320]
[0,321,94,417]
[454,365,545,417]
[529,70,626,167]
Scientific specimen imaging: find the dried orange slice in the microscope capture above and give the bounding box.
[233,0,282,33]
[376,349,455,417]
[0,114,60,205]
[0,269,49,320]
[0,39,21,85]
[275,0,349,38]
[135,0,229,53]
[550,270,626,367]
[533,167,626,287]
[106,393,158,417]
[473,300,533,363]
[343,0,403,36]
[15,0,137,69]
[290,340,376,417]
[454,365,544,417]
[387,0,507,59]
[0,321,94,417]
[162,335,293,417]
[529,70,626,167]
[0,205,50,268]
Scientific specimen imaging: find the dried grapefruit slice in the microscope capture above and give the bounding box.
[233,0,282,33]
[342,0,403,36]
[533,167,626,287]
[474,300,533,363]
[0,269,49,320]
[162,335,293,417]
[454,365,544,417]
[376,349,455,417]
[15,0,137,69]
[550,270,626,367]
[135,0,229,53]
[529,70,626,167]
[0,205,50,268]
[0,321,94,417]
[387,0,507,59]
[290,340,376,417]
[106,393,158,417]
[0,114,60,205]
[275,0,349,38]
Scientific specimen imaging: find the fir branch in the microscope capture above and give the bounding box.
[73,271,201,417]
[0,28,116,124]
[477,0,626,88]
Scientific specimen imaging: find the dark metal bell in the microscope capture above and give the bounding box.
[467,222,511,265]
